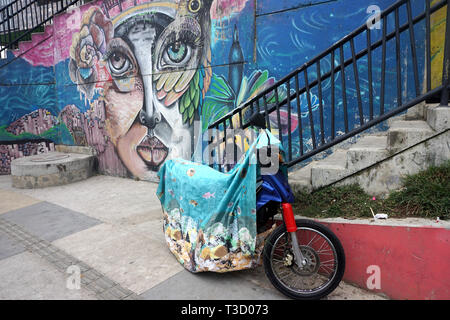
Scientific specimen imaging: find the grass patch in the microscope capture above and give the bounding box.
[292,161,450,220]
[387,161,450,219]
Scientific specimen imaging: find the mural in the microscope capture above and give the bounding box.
[0,0,430,178]
[66,1,215,180]
[431,0,447,89]
[1,0,255,178]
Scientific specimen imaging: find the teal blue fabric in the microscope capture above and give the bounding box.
[156,131,268,272]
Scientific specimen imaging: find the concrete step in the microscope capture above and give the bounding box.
[387,101,429,125]
[387,113,406,126]
[426,104,450,132]
[405,101,427,120]
[288,102,449,193]
[310,150,349,189]
[347,134,387,150]
[317,149,347,167]
[387,120,434,153]
[11,151,95,189]
[288,160,316,192]
[346,135,388,171]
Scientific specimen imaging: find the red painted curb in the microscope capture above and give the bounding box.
[319,222,450,300]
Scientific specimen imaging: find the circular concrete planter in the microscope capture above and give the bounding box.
[11,151,95,188]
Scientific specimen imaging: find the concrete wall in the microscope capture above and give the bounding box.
[321,219,450,300]
[0,0,435,179]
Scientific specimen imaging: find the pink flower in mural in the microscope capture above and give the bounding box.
[69,7,113,100]
[210,0,250,20]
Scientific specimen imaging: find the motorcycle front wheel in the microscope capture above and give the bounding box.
[263,219,345,300]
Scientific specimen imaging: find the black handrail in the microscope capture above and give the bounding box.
[208,0,450,171]
[0,0,88,57]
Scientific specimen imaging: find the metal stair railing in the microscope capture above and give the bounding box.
[0,0,88,56]
[207,0,450,172]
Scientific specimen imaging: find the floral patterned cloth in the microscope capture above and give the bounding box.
[156,133,265,273]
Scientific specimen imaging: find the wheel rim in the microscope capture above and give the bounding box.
[269,227,339,295]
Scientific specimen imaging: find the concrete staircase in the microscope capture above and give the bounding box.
[288,103,450,196]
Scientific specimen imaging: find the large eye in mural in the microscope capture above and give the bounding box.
[154,18,201,72]
[163,41,192,66]
[107,51,132,76]
[188,0,202,13]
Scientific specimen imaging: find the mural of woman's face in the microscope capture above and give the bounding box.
[70,1,212,180]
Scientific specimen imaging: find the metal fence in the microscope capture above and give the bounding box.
[0,0,13,9]
[208,0,450,171]
[0,0,88,55]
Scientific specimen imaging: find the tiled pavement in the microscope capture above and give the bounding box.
[0,175,386,300]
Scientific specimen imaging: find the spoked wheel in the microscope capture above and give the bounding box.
[263,219,345,300]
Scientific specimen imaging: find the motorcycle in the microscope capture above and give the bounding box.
[250,112,345,300]
[156,112,345,300]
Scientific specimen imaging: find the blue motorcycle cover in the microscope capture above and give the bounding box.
[156,130,277,273]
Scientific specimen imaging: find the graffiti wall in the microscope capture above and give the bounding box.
[0,0,429,179]
[431,0,448,89]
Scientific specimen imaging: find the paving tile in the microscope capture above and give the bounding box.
[0,190,41,214]
[104,285,134,299]
[52,223,184,294]
[139,267,286,300]
[119,209,167,245]
[86,277,116,294]
[1,202,101,242]
[80,269,103,285]
[88,276,118,293]
[97,291,119,300]
[123,293,141,300]
[0,251,97,300]
[0,229,26,260]
[1,175,161,225]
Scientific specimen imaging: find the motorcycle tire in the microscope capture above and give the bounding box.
[263,219,345,300]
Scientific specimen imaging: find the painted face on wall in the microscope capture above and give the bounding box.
[69,0,212,180]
